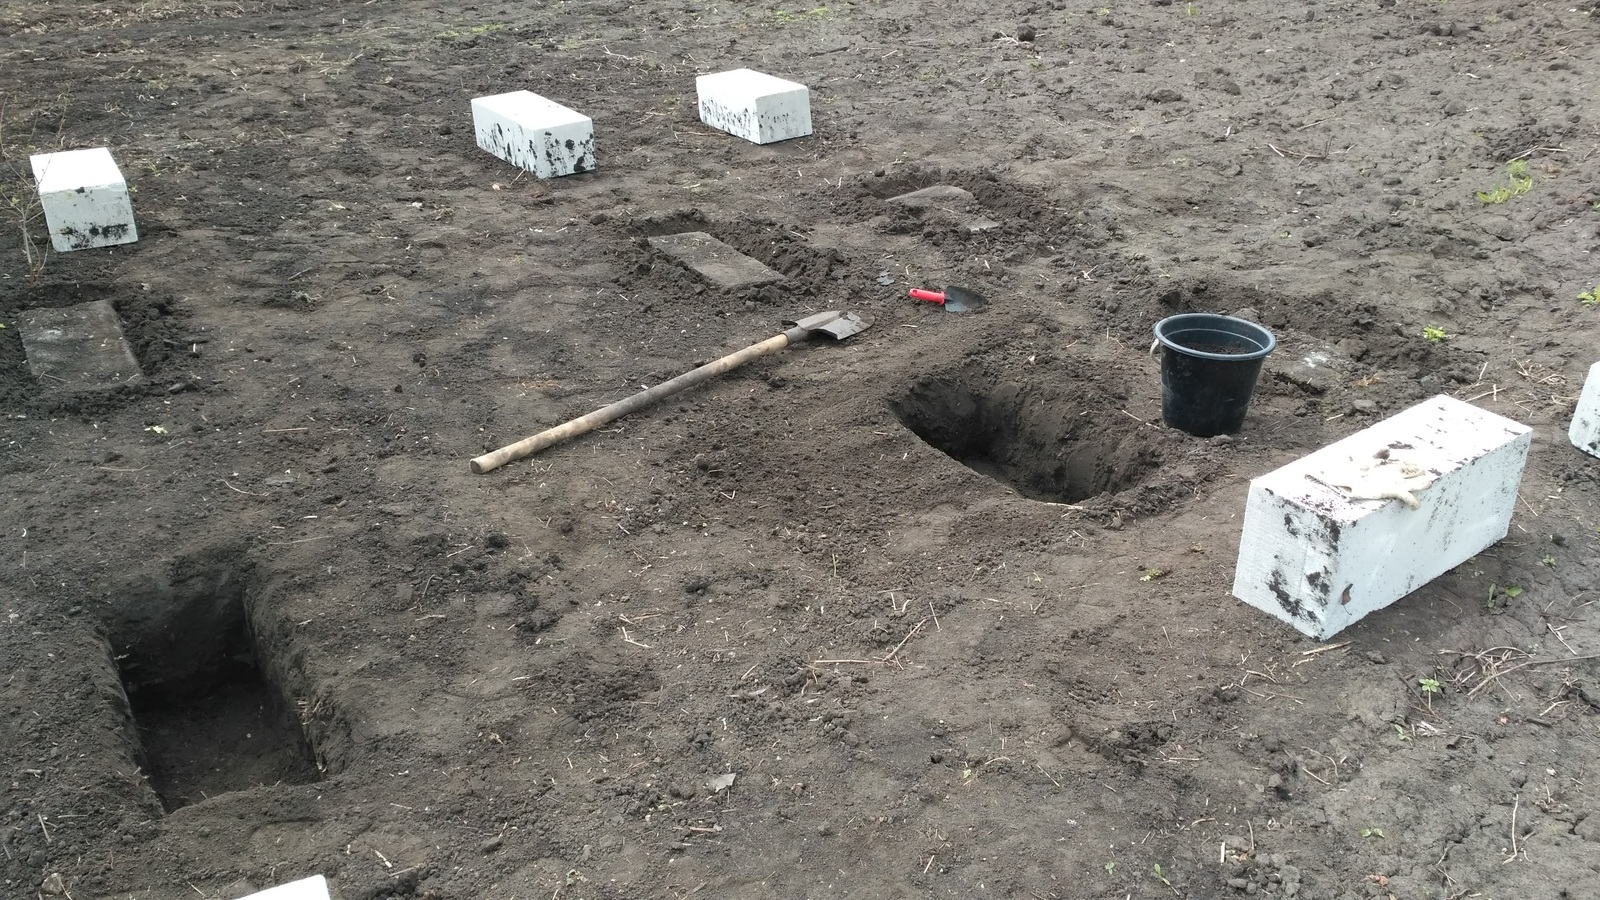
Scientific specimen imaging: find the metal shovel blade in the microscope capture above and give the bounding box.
[939,286,988,314]
[789,310,874,340]
[909,286,989,314]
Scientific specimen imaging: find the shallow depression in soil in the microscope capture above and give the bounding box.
[892,372,1161,503]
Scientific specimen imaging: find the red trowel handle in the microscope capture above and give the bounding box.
[909,288,946,305]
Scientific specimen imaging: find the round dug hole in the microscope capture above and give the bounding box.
[893,373,1161,503]
[107,551,326,811]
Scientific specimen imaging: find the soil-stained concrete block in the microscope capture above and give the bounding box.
[696,68,812,144]
[1232,395,1531,640]
[17,299,143,390]
[647,232,782,289]
[30,148,138,252]
[1569,361,1600,458]
[471,90,595,178]
[238,875,331,900]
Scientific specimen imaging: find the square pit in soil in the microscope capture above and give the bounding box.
[110,557,323,810]
[17,299,143,391]
[893,372,1160,503]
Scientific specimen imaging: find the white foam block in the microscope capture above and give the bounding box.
[471,90,595,178]
[30,148,138,253]
[696,68,812,144]
[1570,361,1600,459]
[1232,395,1532,640]
[238,875,330,900]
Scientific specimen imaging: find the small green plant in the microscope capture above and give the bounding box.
[437,22,506,40]
[1104,861,1116,875]
[1541,553,1556,567]
[1359,827,1386,839]
[1150,863,1172,887]
[1139,567,1168,582]
[774,6,832,24]
[1475,159,1533,204]
[1421,325,1448,343]
[1418,676,1442,712]
[1486,582,1523,609]
[1579,285,1600,306]
[1183,1,1199,15]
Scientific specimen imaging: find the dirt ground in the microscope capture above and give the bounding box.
[3,1,1600,898]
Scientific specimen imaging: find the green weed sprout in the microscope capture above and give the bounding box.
[1421,325,1448,343]
[1486,583,1523,609]
[774,6,832,24]
[1475,159,1532,204]
[1579,285,1600,306]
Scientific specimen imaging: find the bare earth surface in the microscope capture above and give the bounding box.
[3,1,1600,898]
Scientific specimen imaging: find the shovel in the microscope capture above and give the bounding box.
[470,311,873,473]
[909,285,988,314]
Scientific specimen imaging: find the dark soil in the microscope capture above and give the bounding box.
[3,1,1600,899]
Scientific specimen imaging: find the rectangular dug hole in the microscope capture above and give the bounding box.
[18,299,143,391]
[647,231,782,290]
[109,556,325,810]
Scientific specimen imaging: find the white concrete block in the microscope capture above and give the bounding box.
[30,148,138,253]
[1232,395,1531,640]
[238,875,330,900]
[471,90,595,178]
[1570,361,1600,459]
[696,68,812,144]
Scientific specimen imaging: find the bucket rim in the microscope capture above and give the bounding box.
[1153,313,1277,361]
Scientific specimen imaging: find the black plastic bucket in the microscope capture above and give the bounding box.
[1153,313,1276,437]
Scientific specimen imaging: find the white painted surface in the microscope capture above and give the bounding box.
[1232,395,1532,640]
[696,68,812,144]
[1570,361,1600,459]
[238,875,330,900]
[471,91,595,178]
[30,148,138,252]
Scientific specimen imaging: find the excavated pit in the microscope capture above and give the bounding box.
[893,373,1161,504]
[108,553,322,811]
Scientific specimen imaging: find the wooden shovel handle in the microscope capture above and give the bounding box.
[470,332,792,473]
